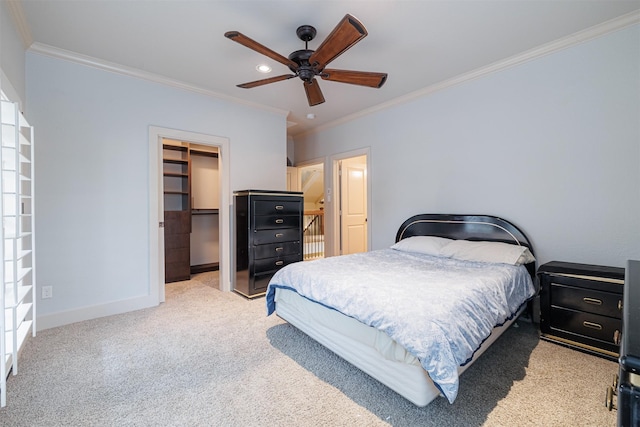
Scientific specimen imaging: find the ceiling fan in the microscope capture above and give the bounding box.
[224,14,387,107]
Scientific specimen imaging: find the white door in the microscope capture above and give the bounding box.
[340,155,367,254]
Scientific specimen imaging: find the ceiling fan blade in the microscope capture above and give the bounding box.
[321,69,387,88]
[308,14,368,71]
[225,31,298,70]
[304,79,325,106]
[237,74,296,89]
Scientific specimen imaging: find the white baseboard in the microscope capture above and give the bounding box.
[36,295,159,331]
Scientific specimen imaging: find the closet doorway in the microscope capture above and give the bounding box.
[162,139,220,282]
[149,127,231,304]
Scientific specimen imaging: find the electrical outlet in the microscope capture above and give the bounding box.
[42,286,53,299]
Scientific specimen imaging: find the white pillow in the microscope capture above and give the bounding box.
[391,236,453,256]
[439,239,535,265]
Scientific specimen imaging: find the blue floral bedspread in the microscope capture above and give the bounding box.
[266,248,535,403]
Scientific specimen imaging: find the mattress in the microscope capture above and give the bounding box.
[274,286,524,407]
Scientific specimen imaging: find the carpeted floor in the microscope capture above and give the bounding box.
[0,272,618,426]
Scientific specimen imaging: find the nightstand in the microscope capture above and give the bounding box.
[538,261,624,361]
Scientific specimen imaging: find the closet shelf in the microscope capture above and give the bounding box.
[162,145,187,152]
[190,149,218,158]
[191,209,219,215]
[162,158,188,165]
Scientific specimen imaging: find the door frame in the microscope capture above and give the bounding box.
[149,126,231,304]
[330,148,371,256]
[295,157,327,257]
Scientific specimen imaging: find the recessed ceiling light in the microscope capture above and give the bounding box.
[256,64,272,73]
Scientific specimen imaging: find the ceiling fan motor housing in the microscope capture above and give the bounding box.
[288,49,316,81]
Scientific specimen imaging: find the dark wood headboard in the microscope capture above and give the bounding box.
[395,214,536,277]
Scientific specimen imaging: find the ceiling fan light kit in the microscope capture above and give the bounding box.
[224,14,388,107]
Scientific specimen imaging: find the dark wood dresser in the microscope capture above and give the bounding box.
[538,261,624,361]
[234,190,303,298]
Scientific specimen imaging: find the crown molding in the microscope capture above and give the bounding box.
[27,42,290,118]
[296,10,640,139]
[15,6,639,136]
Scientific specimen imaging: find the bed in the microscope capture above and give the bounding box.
[265,214,536,406]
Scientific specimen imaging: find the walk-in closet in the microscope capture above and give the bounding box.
[162,139,220,283]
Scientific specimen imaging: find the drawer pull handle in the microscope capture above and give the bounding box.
[583,297,602,305]
[275,261,284,266]
[583,321,602,330]
[275,233,284,238]
[275,247,284,252]
[618,300,623,311]
[605,386,616,411]
[275,205,284,210]
[275,219,284,224]
[614,329,621,345]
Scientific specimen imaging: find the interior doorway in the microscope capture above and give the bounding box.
[298,162,325,260]
[149,127,231,304]
[332,150,370,256]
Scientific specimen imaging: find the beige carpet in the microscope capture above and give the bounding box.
[0,272,618,426]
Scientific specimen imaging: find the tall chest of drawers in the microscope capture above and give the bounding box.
[538,261,624,361]
[234,190,303,298]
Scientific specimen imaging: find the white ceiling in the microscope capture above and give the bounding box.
[13,0,640,137]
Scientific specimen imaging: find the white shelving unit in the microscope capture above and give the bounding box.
[0,100,36,407]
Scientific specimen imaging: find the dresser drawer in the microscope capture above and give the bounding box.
[253,241,301,260]
[253,200,301,216]
[253,272,275,293]
[165,247,189,264]
[550,306,621,345]
[254,254,301,275]
[164,233,189,249]
[551,283,623,318]
[252,255,301,293]
[253,228,300,245]
[253,214,301,230]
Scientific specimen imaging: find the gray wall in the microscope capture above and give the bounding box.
[294,25,640,268]
[26,52,289,328]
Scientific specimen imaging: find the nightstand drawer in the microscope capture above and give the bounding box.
[551,283,622,318]
[550,306,621,344]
